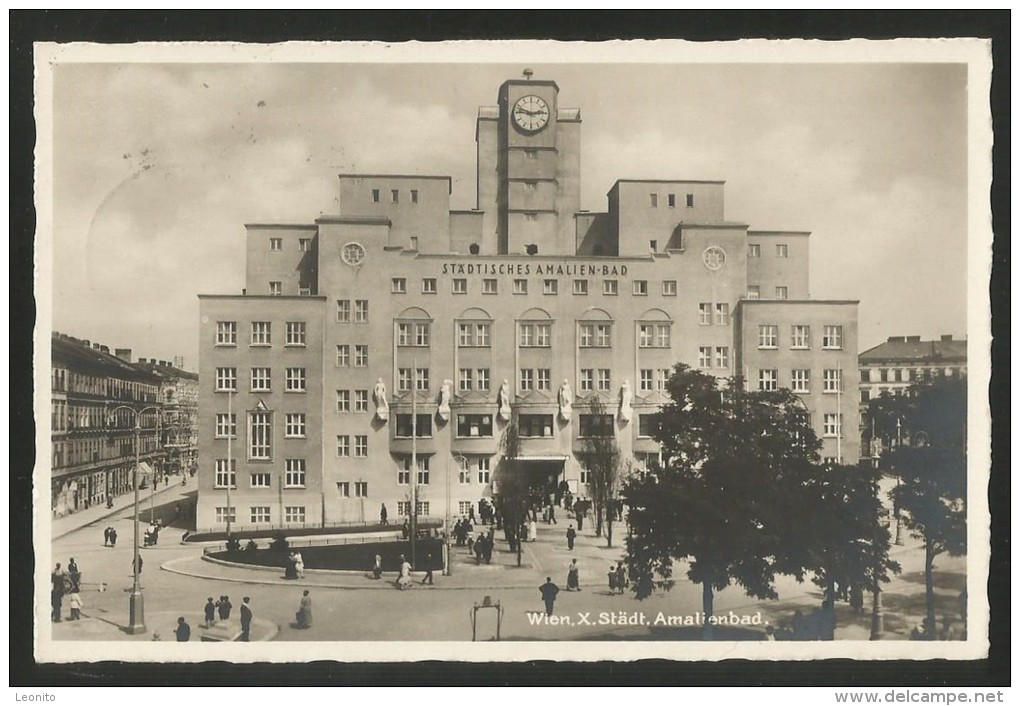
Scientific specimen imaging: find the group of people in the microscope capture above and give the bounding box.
[50,560,84,623]
[175,595,254,641]
[202,595,234,627]
[143,521,162,547]
[102,526,118,547]
[284,550,305,580]
[392,552,436,589]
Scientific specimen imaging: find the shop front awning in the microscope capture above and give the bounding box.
[136,461,154,477]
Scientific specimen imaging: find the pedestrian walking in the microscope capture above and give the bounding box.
[103,527,111,546]
[473,535,484,564]
[548,502,557,524]
[539,577,560,616]
[615,561,627,594]
[68,589,83,620]
[51,563,66,622]
[239,597,253,641]
[608,565,618,594]
[294,551,305,579]
[133,555,144,575]
[67,558,80,589]
[484,531,494,564]
[566,524,577,551]
[372,553,383,580]
[217,595,233,620]
[397,554,412,590]
[296,590,313,629]
[174,616,191,642]
[109,527,118,547]
[567,558,581,591]
[421,553,434,585]
[204,597,216,627]
[380,503,389,526]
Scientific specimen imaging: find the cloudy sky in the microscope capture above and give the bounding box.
[49,57,969,369]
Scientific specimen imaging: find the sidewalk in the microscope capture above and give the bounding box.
[52,479,193,540]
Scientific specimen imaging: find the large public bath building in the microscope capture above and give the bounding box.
[197,74,859,531]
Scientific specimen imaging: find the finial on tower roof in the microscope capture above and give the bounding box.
[523,68,534,80]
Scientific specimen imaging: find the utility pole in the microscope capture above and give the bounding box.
[410,360,418,569]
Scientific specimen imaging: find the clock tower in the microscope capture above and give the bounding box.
[476,74,581,256]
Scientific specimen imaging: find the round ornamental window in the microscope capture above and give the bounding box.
[342,242,366,266]
[703,246,726,271]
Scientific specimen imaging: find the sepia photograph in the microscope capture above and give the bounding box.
[30,37,994,666]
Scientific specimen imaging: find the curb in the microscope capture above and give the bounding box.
[54,483,190,540]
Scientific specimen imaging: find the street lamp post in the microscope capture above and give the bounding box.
[108,403,160,635]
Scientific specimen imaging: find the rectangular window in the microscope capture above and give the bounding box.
[519,414,554,438]
[397,368,412,392]
[658,368,671,391]
[337,435,350,457]
[823,369,843,394]
[452,278,467,294]
[758,369,778,392]
[285,368,306,392]
[456,414,493,438]
[791,369,810,393]
[686,193,695,208]
[698,347,712,368]
[337,300,351,322]
[250,472,271,489]
[354,300,368,323]
[215,413,237,438]
[579,414,614,438]
[580,468,591,486]
[459,368,473,392]
[579,323,612,348]
[392,277,407,294]
[791,325,811,349]
[422,278,438,294]
[214,459,236,488]
[251,321,272,346]
[354,345,369,367]
[597,369,611,392]
[298,238,311,252]
[758,324,779,349]
[662,280,677,296]
[250,506,271,524]
[391,189,399,204]
[633,280,648,296]
[216,321,237,346]
[699,303,712,325]
[638,415,659,438]
[572,279,589,295]
[416,323,431,347]
[748,243,761,258]
[336,389,350,413]
[715,303,730,325]
[355,435,368,458]
[299,285,311,296]
[216,367,237,392]
[775,286,789,300]
[337,482,351,498]
[396,413,433,438]
[667,193,676,208]
[482,279,498,294]
[459,501,473,513]
[580,369,594,392]
[860,390,871,403]
[415,369,430,392]
[513,279,528,295]
[355,482,368,498]
[715,346,730,369]
[638,325,653,348]
[656,324,671,348]
[649,193,658,208]
[372,189,380,203]
[520,368,534,392]
[476,369,490,391]
[640,369,653,392]
[823,325,844,350]
[776,244,789,258]
[250,367,272,392]
[410,189,418,204]
[537,369,551,392]
[269,282,282,296]
[248,411,272,460]
[355,389,369,412]
[824,413,842,438]
[579,324,593,348]
[336,344,350,367]
[285,413,306,438]
[215,507,236,524]
[519,323,551,347]
[747,286,760,300]
[543,279,558,295]
[284,506,306,523]
[269,237,282,251]
[398,322,431,347]
[603,280,618,296]
[285,321,306,346]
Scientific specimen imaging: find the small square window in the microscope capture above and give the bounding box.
[513,279,528,295]
[422,278,437,294]
[409,236,419,251]
[775,286,789,300]
[482,279,498,294]
[776,244,789,258]
[392,277,407,294]
[662,280,677,296]
[269,281,282,296]
[269,237,282,251]
[603,280,618,296]
[298,238,311,252]
[633,280,648,296]
[572,279,588,295]
[748,243,761,258]
[452,279,467,294]
[543,279,558,295]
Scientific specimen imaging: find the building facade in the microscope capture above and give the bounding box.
[196,75,859,531]
[134,358,201,477]
[858,334,967,459]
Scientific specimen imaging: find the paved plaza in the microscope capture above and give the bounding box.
[48,488,966,643]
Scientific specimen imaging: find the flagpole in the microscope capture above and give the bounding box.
[226,389,233,539]
[411,359,418,570]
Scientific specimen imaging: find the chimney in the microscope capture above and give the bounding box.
[100,345,110,354]
[82,340,90,347]
[887,336,905,343]
[92,343,101,350]
[941,334,953,342]
[115,348,133,363]
[906,336,921,343]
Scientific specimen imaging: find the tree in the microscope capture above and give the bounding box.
[624,365,822,639]
[577,397,621,547]
[494,420,530,567]
[881,376,967,638]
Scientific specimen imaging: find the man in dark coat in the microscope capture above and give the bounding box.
[204,597,216,627]
[539,577,560,616]
[380,503,389,526]
[217,595,233,620]
[174,616,191,642]
[421,553,434,585]
[239,597,253,641]
[51,563,66,622]
[566,524,577,551]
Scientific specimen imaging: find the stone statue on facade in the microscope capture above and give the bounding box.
[619,379,633,422]
[438,379,453,421]
[498,379,511,421]
[373,378,389,422]
[558,379,573,422]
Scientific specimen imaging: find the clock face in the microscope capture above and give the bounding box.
[512,95,550,133]
[341,242,365,266]
[703,246,726,271]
